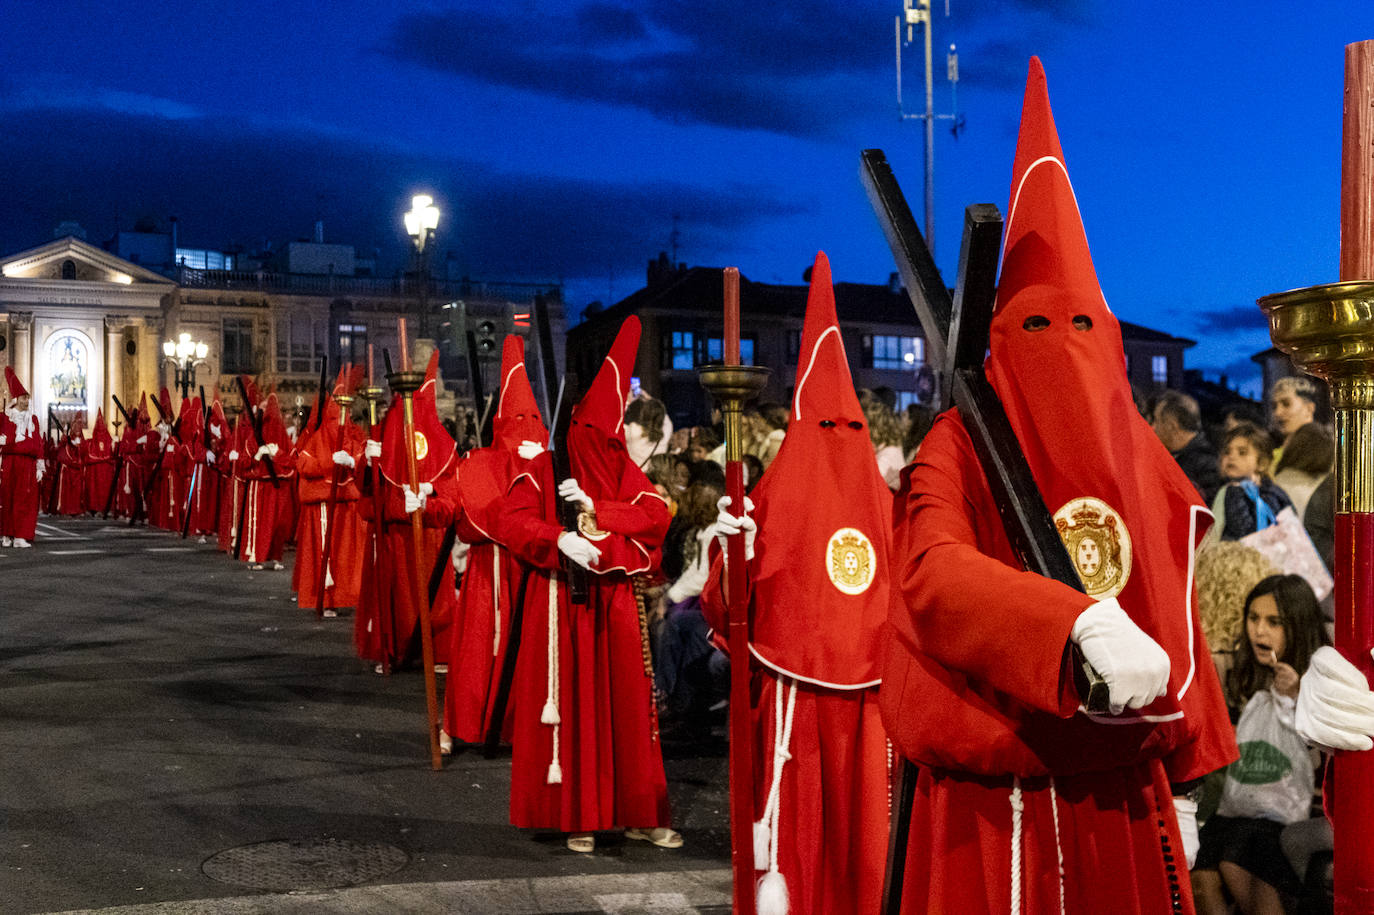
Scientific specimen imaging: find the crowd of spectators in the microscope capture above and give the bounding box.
[1148,378,1337,914]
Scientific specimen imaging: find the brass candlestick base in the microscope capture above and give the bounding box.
[357,385,385,404]
[1259,281,1374,513]
[385,370,426,396]
[334,393,355,409]
[698,365,771,462]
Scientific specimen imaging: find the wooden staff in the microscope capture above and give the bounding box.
[360,346,392,675]
[387,322,443,771]
[316,388,354,618]
[698,268,769,915]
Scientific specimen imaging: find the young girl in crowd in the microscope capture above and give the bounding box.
[1211,421,1293,541]
[1191,574,1330,915]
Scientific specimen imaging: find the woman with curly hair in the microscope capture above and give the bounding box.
[1195,542,1279,684]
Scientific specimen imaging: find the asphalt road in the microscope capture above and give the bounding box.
[0,517,730,914]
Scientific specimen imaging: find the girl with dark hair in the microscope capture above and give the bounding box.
[1192,574,1330,915]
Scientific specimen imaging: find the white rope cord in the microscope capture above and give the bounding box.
[320,505,334,589]
[544,573,563,784]
[1009,777,1024,915]
[245,482,258,562]
[1048,776,1066,915]
[756,678,798,870]
[492,546,501,657]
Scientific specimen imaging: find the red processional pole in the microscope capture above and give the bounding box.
[698,267,769,915]
[1259,39,1374,914]
[388,320,444,771]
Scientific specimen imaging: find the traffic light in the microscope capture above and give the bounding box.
[474,319,499,356]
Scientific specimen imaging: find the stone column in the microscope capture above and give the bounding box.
[105,317,125,420]
[11,312,33,390]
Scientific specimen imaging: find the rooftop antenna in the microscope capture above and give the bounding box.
[896,0,963,260]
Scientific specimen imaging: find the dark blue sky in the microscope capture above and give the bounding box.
[0,1,1362,396]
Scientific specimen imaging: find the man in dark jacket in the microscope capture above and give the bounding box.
[1151,389,1222,503]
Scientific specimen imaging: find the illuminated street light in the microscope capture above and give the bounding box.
[163,331,209,400]
[403,194,441,338]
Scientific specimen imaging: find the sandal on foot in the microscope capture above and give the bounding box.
[566,833,595,853]
[625,827,683,848]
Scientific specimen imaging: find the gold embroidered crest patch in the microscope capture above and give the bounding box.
[827,528,875,595]
[413,430,429,461]
[1053,497,1132,599]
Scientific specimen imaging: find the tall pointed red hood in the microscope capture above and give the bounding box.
[745,252,891,687]
[492,335,547,453]
[985,58,1211,721]
[571,316,639,441]
[381,349,457,486]
[4,366,28,399]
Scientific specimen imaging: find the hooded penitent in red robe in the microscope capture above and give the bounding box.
[114,395,151,521]
[237,391,296,565]
[354,351,457,667]
[498,316,673,833]
[148,388,184,531]
[880,58,1236,914]
[294,365,368,612]
[435,335,548,744]
[1,367,42,542]
[55,412,87,516]
[702,253,892,915]
[83,409,116,516]
[217,411,249,553]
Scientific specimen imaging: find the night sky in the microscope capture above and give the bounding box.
[1,1,1364,396]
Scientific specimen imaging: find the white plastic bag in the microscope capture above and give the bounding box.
[1239,506,1333,602]
[1216,688,1315,825]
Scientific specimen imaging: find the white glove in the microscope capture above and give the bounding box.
[1172,796,1199,869]
[1296,646,1374,752]
[0,435,5,446]
[557,477,593,511]
[254,442,280,460]
[364,439,382,460]
[166,443,177,453]
[402,484,428,514]
[206,451,216,464]
[517,439,544,461]
[557,531,601,570]
[36,459,45,481]
[136,435,148,445]
[1070,598,1171,715]
[228,450,240,462]
[451,538,470,575]
[332,450,356,468]
[714,495,757,561]
[210,423,222,437]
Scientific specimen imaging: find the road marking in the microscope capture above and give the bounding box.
[145,547,194,552]
[44,868,732,914]
[35,522,86,541]
[48,549,107,555]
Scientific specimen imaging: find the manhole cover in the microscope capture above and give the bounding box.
[202,838,409,891]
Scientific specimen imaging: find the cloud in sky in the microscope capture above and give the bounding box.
[0,106,803,301]
[1192,305,1270,335]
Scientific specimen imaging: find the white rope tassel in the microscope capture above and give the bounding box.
[544,574,563,785]
[1009,777,1024,915]
[320,506,334,588]
[1049,776,1066,915]
[756,678,797,915]
[492,547,502,657]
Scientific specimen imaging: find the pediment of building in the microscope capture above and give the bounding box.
[0,236,175,287]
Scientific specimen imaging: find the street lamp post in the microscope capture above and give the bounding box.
[162,332,209,401]
[404,194,440,343]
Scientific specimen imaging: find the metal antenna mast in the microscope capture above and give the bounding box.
[896,0,963,260]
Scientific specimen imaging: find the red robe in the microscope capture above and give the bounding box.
[884,414,1236,914]
[498,451,672,832]
[82,433,116,517]
[294,420,367,611]
[438,447,525,744]
[237,438,294,564]
[1,411,42,540]
[148,430,183,531]
[54,435,85,515]
[354,478,453,666]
